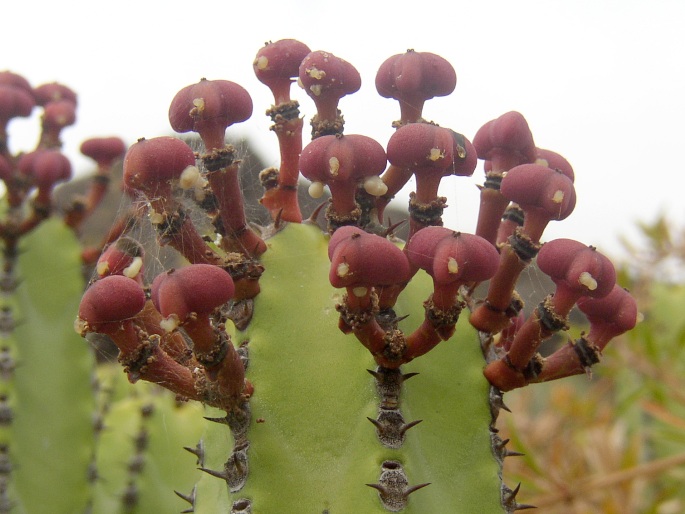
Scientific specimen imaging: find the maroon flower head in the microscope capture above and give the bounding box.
[500,163,576,243]
[406,226,499,309]
[375,49,456,123]
[0,85,35,125]
[18,149,72,191]
[169,78,253,150]
[299,133,387,220]
[80,137,127,170]
[473,111,536,171]
[0,71,32,93]
[387,123,476,203]
[329,226,411,312]
[298,50,361,121]
[123,136,196,198]
[254,39,312,105]
[535,147,574,182]
[577,285,638,349]
[33,82,77,106]
[77,275,146,334]
[151,264,235,323]
[42,99,77,131]
[537,238,617,315]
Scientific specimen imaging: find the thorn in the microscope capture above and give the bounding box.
[183,440,205,467]
[306,201,327,225]
[366,483,386,493]
[401,371,419,381]
[367,368,381,380]
[273,208,283,230]
[502,482,536,512]
[405,482,431,496]
[198,466,229,480]
[395,314,410,323]
[383,218,406,238]
[367,416,382,430]
[174,487,195,505]
[203,415,229,425]
[400,419,423,436]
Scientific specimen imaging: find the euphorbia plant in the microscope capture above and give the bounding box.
[0,39,638,513]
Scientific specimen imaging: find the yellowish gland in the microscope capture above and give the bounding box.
[192,97,205,113]
[552,190,565,203]
[179,165,202,189]
[329,156,340,176]
[96,261,110,277]
[123,257,144,279]
[308,181,325,199]
[255,55,269,70]
[578,271,598,291]
[336,262,350,278]
[428,147,444,161]
[73,317,88,337]
[309,84,323,97]
[160,315,181,333]
[448,257,459,274]
[363,176,388,197]
[149,210,164,225]
[352,286,368,298]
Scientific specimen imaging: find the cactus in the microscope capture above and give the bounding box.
[0,40,640,514]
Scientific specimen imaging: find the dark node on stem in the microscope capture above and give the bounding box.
[572,336,602,368]
[408,192,447,226]
[483,172,503,190]
[536,297,570,333]
[325,203,361,233]
[310,112,345,138]
[508,229,541,262]
[266,100,300,125]
[202,146,238,172]
[0,346,15,379]
[520,353,545,382]
[153,207,188,245]
[367,460,430,512]
[502,205,525,225]
[259,167,279,191]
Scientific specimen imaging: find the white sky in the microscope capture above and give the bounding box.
[2,0,684,259]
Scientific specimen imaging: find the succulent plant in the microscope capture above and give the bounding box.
[0,39,638,514]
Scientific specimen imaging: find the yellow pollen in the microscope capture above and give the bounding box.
[448,257,459,274]
[308,181,325,198]
[552,190,565,203]
[192,97,205,112]
[96,261,110,276]
[309,84,323,96]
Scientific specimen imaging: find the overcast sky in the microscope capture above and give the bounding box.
[3,0,683,259]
